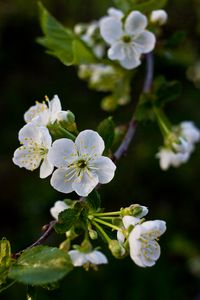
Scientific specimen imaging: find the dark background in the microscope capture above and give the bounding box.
[1,0,200,299]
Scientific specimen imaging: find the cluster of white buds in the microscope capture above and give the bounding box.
[157,121,200,170]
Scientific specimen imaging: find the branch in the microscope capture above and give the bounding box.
[13,53,154,257]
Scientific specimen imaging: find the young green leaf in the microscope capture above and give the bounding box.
[38,2,96,66]
[8,246,73,285]
[97,117,115,153]
[54,208,80,234]
[86,190,101,211]
[0,238,11,286]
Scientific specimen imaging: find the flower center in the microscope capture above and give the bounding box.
[77,159,87,169]
[122,35,131,43]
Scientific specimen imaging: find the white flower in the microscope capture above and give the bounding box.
[100,9,156,69]
[68,249,108,267]
[50,200,69,220]
[24,95,66,126]
[13,123,53,178]
[150,10,168,25]
[48,130,116,197]
[128,220,166,267]
[157,121,200,170]
[117,206,148,243]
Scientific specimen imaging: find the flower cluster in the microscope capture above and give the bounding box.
[13,96,116,196]
[157,121,200,170]
[50,201,166,268]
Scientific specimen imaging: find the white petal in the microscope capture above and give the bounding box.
[150,10,168,25]
[68,250,87,267]
[50,168,74,194]
[18,123,42,145]
[75,130,105,158]
[156,148,173,170]
[140,220,166,239]
[90,156,116,184]
[24,102,48,124]
[123,216,140,228]
[134,31,156,54]
[108,42,126,60]
[138,206,149,218]
[48,95,62,123]
[100,16,123,44]
[72,170,99,197]
[48,138,78,168]
[181,122,200,143]
[39,127,52,149]
[119,47,141,69]
[40,157,54,178]
[108,7,124,19]
[86,250,108,265]
[13,146,42,171]
[117,230,125,243]
[125,11,147,36]
[50,200,69,220]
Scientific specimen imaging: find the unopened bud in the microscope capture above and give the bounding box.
[59,240,70,252]
[57,110,75,124]
[88,229,98,240]
[150,10,168,26]
[121,204,148,218]
[109,240,126,258]
[101,96,117,112]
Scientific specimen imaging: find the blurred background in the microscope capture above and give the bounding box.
[1,0,200,299]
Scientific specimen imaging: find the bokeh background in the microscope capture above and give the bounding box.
[1,0,200,299]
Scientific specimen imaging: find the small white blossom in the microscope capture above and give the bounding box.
[157,121,200,170]
[128,220,166,267]
[48,130,116,197]
[150,10,168,25]
[24,95,67,126]
[13,123,53,178]
[100,9,156,69]
[117,206,148,244]
[50,200,69,220]
[68,249,108,267]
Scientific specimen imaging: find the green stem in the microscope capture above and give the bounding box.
[93,211,121,217]
[154,107,172,138]
[91,220,111,242]
[93,218,122,231]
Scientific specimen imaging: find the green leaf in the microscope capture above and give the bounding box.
[97,117,115,152]
[0,238,11,286]
[9,246,73,285]
[38,2,96,66]
[155,77,182,107]
[54,208,80,234]
[135,93,156,122]
[86,190,101,211]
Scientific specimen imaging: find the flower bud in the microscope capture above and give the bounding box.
[150,10,168,26]
[108,240,126,258]
[101,96,117,111]
[59,240,71,252]
[57,110,75,123]
[88,229,98,240]
[121,204,148,218]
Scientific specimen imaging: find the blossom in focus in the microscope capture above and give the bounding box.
[100,9,156,69]
[13,123,53,178]
[157,121,200,170]
[150,10,168,25]
[128,220,166,267]
[117,206,148,244]
[68,249,108,267]
[24,95,69,126]
[50,200,69,220]
[48,130,116,197]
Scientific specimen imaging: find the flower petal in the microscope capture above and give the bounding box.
[119,48,141,70]
[90,156,116,184]
[123,216,140,228]
[134,31,156,54]
[125,11,147,36]
[39,127,52,149]
[86,250,108,265]
[68,250,87,267]
[13,146,42,171]
[50,200,69,220]
[108,42,126,60]
[72,171,99,197]
[108,7,124,19]
[100,16,123,44]
[24,102,48,124]
[40,157,54,178]
[48,138,78,168]
[75,130,105,158]
[48,95,62,123]
[18,123,42,145]
[50,168,74,194]
[117,230,125,243]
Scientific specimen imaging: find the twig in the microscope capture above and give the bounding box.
[13,53,154,257]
